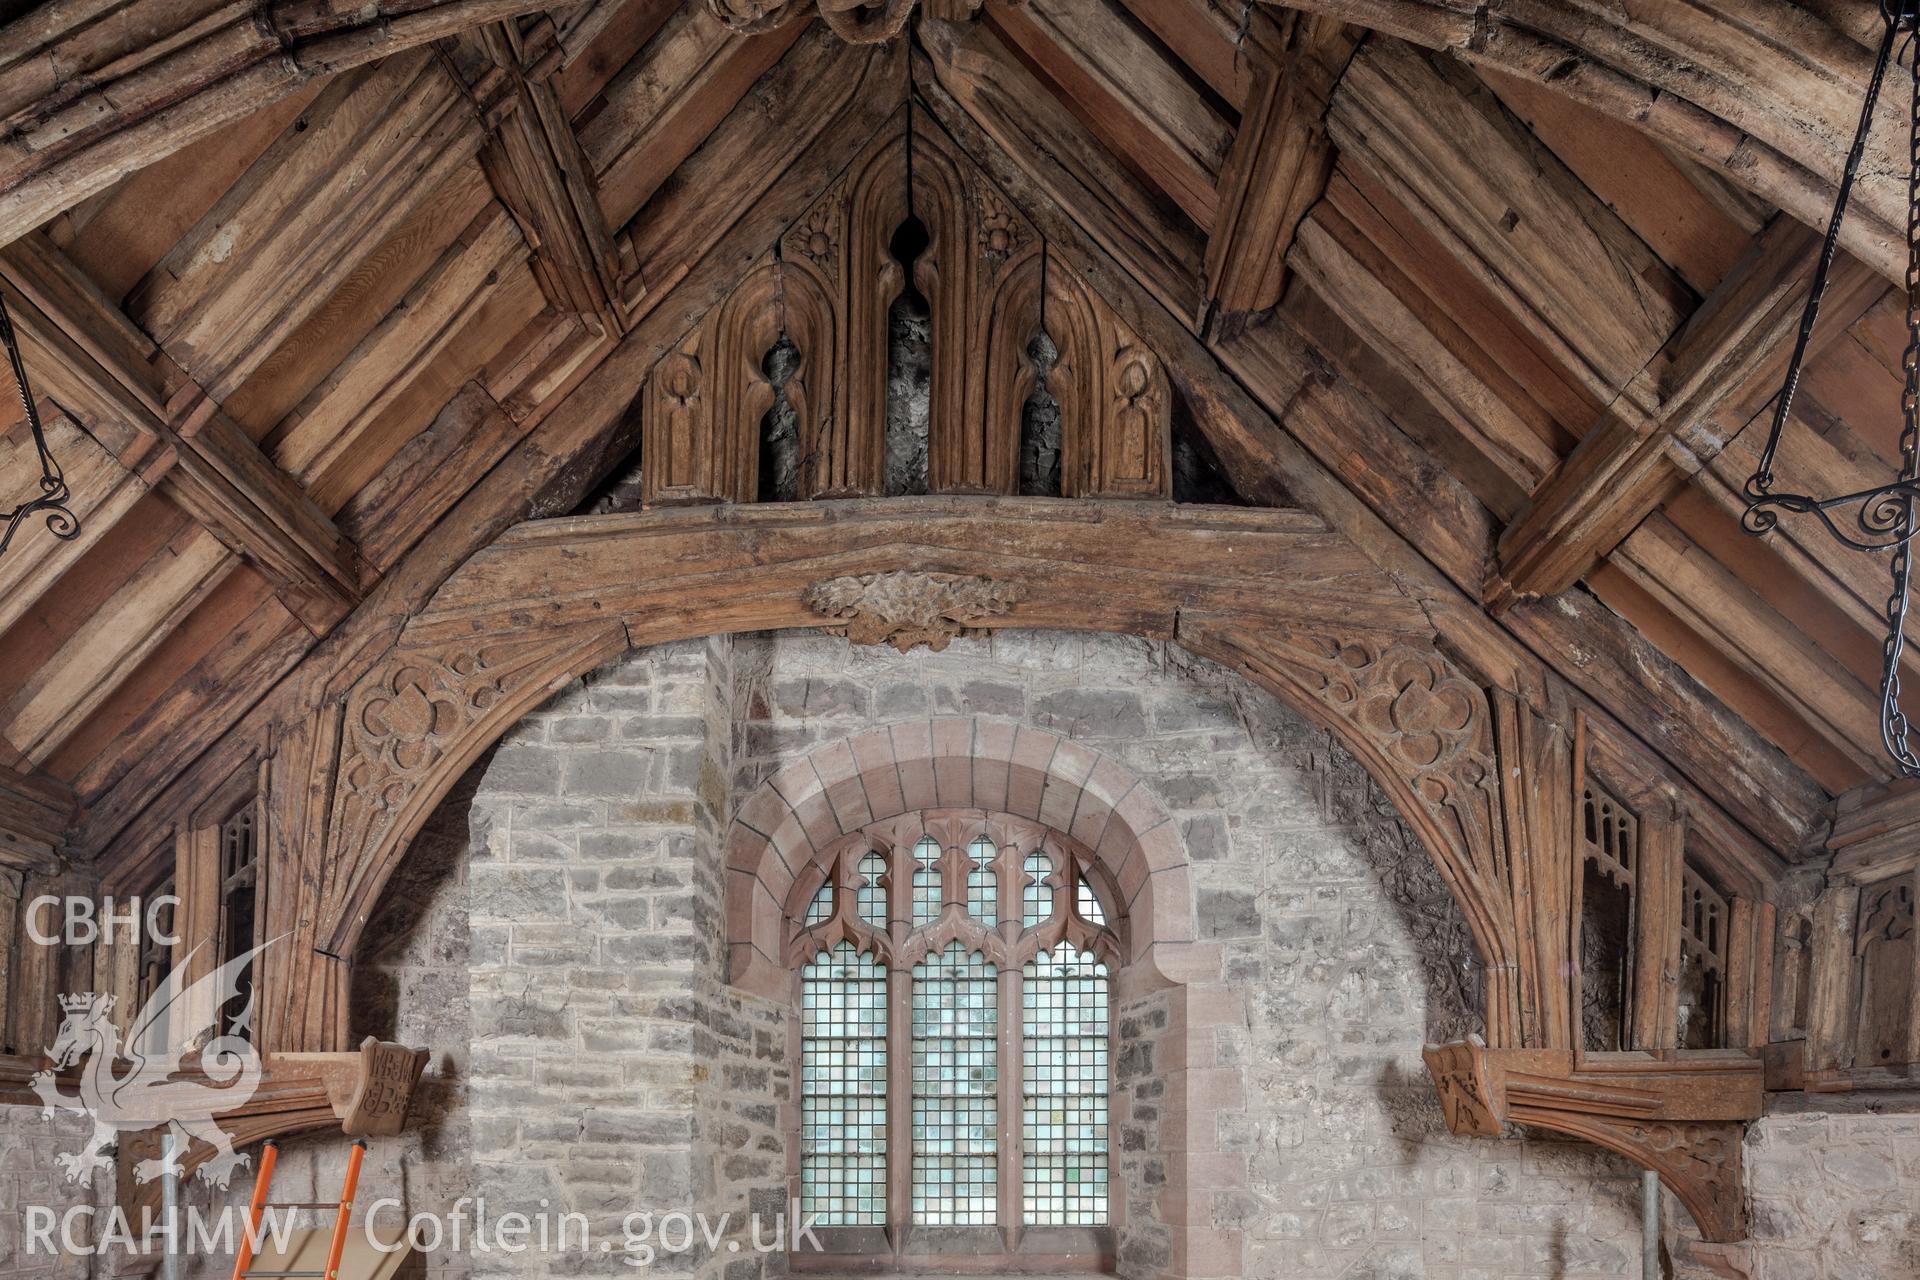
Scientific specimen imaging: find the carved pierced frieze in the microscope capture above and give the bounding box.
[804,570,1019,651]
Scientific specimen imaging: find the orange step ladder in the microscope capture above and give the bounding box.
[229,1138,367,1280]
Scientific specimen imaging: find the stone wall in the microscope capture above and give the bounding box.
[7,627,1919,1280]
[0,1107,99,1279]
[1734,1102,1920,1280]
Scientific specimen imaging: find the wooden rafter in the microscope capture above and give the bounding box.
[80,32,906,862]
[1203,11,1359,334]
[982,0,1231,231]
[1495,217,1886,603]
[441,21,632,331]
[1266,0,1913,285]
[0,235,366,638]
[0,0,560,246]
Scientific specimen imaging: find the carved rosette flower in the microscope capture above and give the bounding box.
[975,188,1030,258]
[804,570,1020,651]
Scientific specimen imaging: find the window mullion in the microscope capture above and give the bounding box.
[998,962,1023,1248]
[887,960,912,1254]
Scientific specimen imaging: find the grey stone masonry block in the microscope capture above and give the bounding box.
[565,749,653,798]
[1031,688,1149,739]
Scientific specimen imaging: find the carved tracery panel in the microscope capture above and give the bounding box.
[635,108,1170,506]
[1854,878,1917,1068]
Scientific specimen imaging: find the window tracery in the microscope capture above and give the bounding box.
[787,809,1120,1247]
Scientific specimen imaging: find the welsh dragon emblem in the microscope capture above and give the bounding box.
[31,938,277,1188]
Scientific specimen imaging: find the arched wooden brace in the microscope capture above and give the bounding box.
[217,496,1764,1244]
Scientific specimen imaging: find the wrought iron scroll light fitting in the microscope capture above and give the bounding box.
[1743,0,1920,777]
[0,288,78,559]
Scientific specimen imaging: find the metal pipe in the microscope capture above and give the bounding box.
[1641,1168,1661,1279]
[160,1128,180,1280]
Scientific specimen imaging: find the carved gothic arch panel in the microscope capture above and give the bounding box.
[639,104,1167,506]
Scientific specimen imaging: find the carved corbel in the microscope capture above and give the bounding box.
[1423,1038,1759,1242]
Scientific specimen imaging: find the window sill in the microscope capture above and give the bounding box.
[792,1225,1113,1274]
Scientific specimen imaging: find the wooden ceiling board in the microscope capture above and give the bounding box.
[1475,65,1750,298]
[302,260,545,517]
[45,83,326,307]
[553,0,682,117]
[43,563,279,784]
[2,526,235,766]
[1110,0,1252,114]
[983,0,1232,231]
[1587,561,1866,795]
[0,492,189,710]
[228,159,493,444]
[0,410,149,636]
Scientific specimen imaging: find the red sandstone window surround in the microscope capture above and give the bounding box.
[787,809,1122,1269]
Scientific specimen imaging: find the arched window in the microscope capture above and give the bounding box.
[788,810,1121,1258]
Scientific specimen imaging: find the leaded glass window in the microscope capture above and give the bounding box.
[967,836,997,925]
[801,944,887,1225]
[856,852,887,925]
[1023,944,1108,1225]
[911,942,998,1225]
[1023,852,1052,925]
[912,836,942,925]
[792,815,1119,1247]
[1076,876,1105,926]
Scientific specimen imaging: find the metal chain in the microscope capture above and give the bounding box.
[1746,11,1899,504]
[0,287,78,557]
[1884,28,1920,776]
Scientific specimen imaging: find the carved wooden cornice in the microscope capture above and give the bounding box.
[1424,1038,1761,1242]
